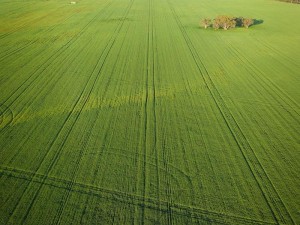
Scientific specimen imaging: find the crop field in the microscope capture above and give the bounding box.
[0,0,299,224]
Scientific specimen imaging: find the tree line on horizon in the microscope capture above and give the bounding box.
[279,0,300,3]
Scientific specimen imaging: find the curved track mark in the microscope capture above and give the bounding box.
[0,166,277,225]
[167,2,296,224]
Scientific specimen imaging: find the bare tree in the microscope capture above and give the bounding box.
[200,18,212,29]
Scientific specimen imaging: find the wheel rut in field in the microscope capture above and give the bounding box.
[0,3,66,41]
[167,1,296,225]
[0,10,77,63]
[0,104,14,130]
[3,0,135,224]
[222,37,300,120]
[2,0,115,170]
[0,166,277,225]
[1,0,114,112]
[135,0,163,224]
[52,3,135,224]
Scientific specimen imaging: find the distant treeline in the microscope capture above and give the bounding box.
[279,0,300,3]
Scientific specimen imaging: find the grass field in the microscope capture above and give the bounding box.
[0,0,299,224]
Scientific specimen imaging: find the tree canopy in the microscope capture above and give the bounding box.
[200,16,255,30]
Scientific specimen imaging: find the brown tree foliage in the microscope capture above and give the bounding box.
[213,15,236,30]
[201,15,258,31]
[201,18,212,29]
[213,22,220,30]
[242,18,254,28]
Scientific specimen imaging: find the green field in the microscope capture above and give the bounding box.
[0,0,299,224]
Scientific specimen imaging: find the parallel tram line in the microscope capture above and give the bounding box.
[21,0,134,222]
[0,3,68,40]
[2,0,113,106]
[218,37,300,144]
[3,2,115,164]
[3,1,135,223]
[0,104,14,130]
[0,1,37,18]
[148,0,162,223]
[0,1,103,41]
[157,9,200,223]
[140,0,151,221]
[77,105,126,223]
[87,0,134,186]
[167,1,295,225]
[0,0,114,135]
[138,0,161,223]
[202,36,299,142]
[223,37,300,118]
[50,111,100,225]
[0,3,104,61]
[251,34,300,70]
[0,166,276,225]
[74,2,136,222]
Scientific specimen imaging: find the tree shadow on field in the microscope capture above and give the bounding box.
[195,18,264,30]
[229,17,264,28]
[253,19,264,26]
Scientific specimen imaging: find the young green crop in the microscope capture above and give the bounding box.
[0,0,299,224]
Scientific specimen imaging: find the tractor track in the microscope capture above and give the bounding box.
[3,0,135,223]
[0,0,114,135]
[21,0,133,221]
[3,1,115,163]
[167,1,296,224]
[0,104,14,130]
[0,165,276,225]
[223,37,300,119]
[0,3,67,41]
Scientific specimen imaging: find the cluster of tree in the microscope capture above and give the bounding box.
[201,16,254,30]
[279,0,300,3]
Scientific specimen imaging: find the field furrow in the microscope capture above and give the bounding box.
[0,0,299,224]
[0,166,277,225]
[167,1,296,224]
